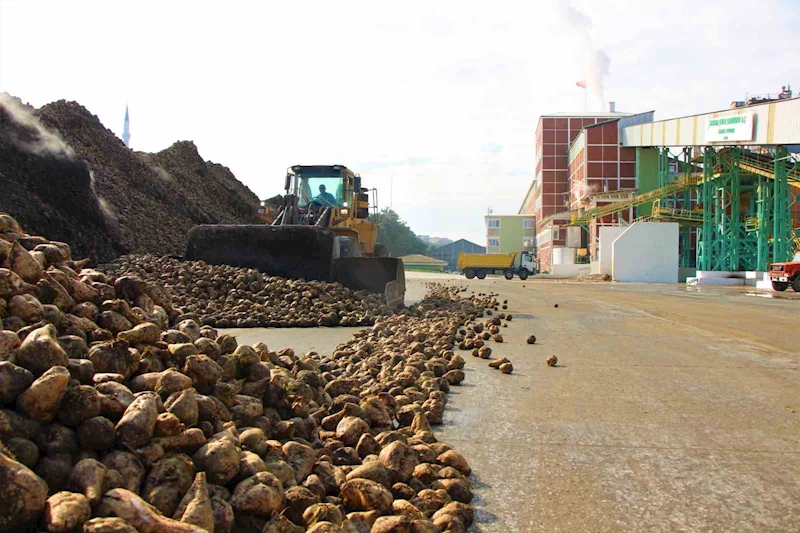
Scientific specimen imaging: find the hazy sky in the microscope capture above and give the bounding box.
[1,0,798,245]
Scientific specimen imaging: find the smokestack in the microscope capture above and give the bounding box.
[608,101,616,113]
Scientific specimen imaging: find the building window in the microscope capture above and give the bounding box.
[552,228,560,241]
[487,219,500,229]
[488,239,500,247]
[523,238,534,248]
[523,219,534,229]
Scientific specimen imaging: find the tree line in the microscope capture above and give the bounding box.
[369,208,441,258]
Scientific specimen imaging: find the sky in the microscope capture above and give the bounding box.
[1,0,798,246]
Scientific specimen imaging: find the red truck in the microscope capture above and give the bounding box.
[768,261,800,291]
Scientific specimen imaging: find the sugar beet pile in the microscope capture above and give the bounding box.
[0,213,507,533]
[99,255,394,328]
[0,93,262,264]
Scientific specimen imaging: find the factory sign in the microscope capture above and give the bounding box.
[706,110,754,143]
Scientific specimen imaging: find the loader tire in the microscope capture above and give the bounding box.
[336,236,362,259]
[374,243,389,257]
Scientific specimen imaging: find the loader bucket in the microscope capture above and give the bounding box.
[333,257,406,309]
[185,225,337,281]
[184,225,406,307]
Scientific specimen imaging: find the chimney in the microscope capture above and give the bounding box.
[608,101,616,113]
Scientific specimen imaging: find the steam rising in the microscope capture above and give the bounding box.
[153,166,175,183]
[89,170,119,227]
[0,92,75,158]
[558,4,611,104]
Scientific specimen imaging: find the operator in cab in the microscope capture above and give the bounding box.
[315,184,337,207]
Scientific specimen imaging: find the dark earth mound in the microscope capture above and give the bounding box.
[1,94,262,264]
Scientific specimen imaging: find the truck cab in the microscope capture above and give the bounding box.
[517,251,537,276]
[768,261,800,292]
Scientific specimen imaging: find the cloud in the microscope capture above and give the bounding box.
[481,143,504,154]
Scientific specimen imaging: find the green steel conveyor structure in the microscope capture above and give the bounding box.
[570,146,800,270]
[570,98,800,272]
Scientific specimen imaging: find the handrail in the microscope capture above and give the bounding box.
[571,151,799,225]
[570,174,699,225]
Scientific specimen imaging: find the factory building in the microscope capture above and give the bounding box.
[484,215,536,254]
[519,105,653,272]
[518,90,800,285]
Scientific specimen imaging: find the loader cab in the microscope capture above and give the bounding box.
[291,165,355,212]
[286,164,379,255]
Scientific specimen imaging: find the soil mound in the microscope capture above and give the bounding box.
[1,94,262,263]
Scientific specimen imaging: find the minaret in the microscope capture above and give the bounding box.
[122,105,131,147]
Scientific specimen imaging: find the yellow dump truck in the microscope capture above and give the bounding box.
[456,250,538,280]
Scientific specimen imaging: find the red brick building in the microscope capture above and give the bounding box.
[567,120,639,257]
[519,110,646,271]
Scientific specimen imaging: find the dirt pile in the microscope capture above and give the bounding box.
[139,141,261,227]
[1,213,497,532]
[100,254,393,328]
[0,94,262,264]
[575,273,612,282]
[0,95,124,263]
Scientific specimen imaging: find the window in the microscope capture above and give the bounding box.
[488,239,500,247]
[523,219,535,229]
[487,219,500,228]
[552,228,561,241]
[537,230,551,245]
[523,238,534,248]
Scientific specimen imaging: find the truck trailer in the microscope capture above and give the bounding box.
[456,251,538,280]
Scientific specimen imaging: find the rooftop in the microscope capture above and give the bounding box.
[398,254,447,264]
[542,111,635,118]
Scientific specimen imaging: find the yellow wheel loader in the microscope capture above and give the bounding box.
[185,165,405,307]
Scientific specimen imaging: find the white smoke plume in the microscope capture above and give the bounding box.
[89,170,119,228]
[153,166,175,183]
[0,92,75,159]
[557,3,611,103]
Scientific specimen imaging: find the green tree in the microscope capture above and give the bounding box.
[370,208,429,257]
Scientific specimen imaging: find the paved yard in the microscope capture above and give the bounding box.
[222,273,800,532]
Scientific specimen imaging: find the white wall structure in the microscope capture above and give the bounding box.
[552,246,576,265]
[612,222,679,283]
[598,226,626,274]
[688,270,766,287]
[549,264,591,278]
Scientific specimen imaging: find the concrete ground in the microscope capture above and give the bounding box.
[222,272,800,532]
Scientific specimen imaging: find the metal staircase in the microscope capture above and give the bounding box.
[571,150,798,227]
[569,174,700,225]
[736,153,800,187]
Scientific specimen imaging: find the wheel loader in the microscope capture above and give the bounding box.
[185,165,405,308]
